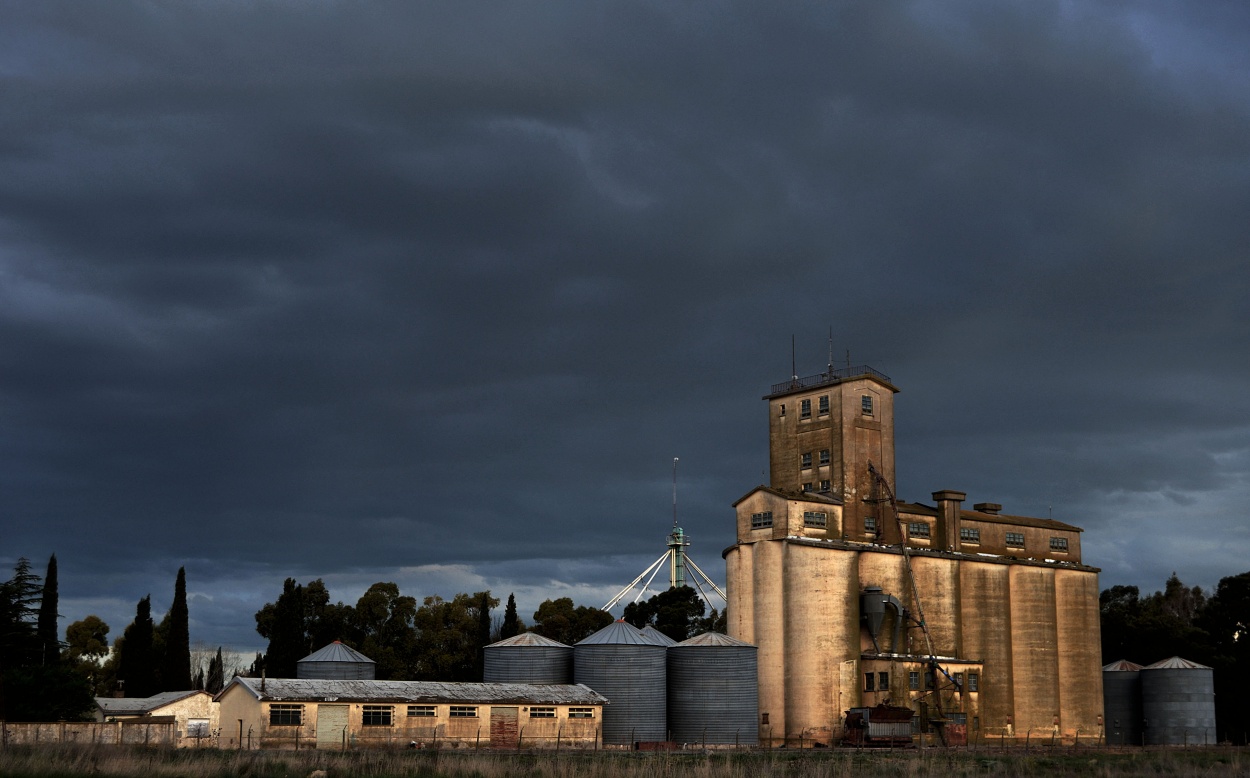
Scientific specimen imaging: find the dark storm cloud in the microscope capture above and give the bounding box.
[2,1,1248,649]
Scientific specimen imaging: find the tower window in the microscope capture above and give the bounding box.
[818,395,830,414]
[908,522,931,539]
[909,671,920,690]
[864,516,877,533]
[968,673,979,692]
[803,511,827,527]
[864,673,875,691]
[800,399,811,419]
[800,452,812,469]
[879,672,889,689]
[1049,537,1069,552]
[779,404,785,417]
[819,449,830,465]
[751,511,773,529]
[861,395,874,415]
[1006,532,1025,548]
[960,527,980,543]
[819,479,831,493]
[802,482,812,492]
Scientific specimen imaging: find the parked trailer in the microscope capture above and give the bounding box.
[842,705,915,748]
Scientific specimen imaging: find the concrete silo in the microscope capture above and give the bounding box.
[483,632,574,684]
[575,620,667,745]
[667,632,758,746]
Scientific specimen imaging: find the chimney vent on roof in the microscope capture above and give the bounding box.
[974,503,1002,515]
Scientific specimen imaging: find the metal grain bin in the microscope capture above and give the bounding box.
[1102,660,1143,746]
[575,620,667,744]
[667,632,758,746]
[296,641,376,680]
[483,633,573,684]
[1141,656,1216,745]
[640,626,678,646]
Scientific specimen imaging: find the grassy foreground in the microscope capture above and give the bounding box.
[0,744,1245,778]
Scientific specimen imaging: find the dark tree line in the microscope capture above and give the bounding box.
[1101,570,1250,744]
[623,585,726,641]
[0,556,95,720]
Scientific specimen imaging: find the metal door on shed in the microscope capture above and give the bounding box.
[490,707,518,748]
[317,705,349,750]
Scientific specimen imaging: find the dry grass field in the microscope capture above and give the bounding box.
[0,744,1244,778]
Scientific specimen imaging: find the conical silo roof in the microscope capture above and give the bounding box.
[640,626,678,646]
[1144,656,1211,670]
[676,632,755,647]
[299,641,375,664]
[486,633,569,648]
[1103,659,1144,671]
[577,620,654,645]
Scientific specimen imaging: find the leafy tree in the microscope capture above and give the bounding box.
[352,582,419,679]
[412,592,498,681]
[1197,571,1250,743]
[161,567,192,690]
[37,555,60,666]
[119,596,156,697]
[256,578,355,678]
[476,591,492,677]
[206,647,226,694]
[531,598,612,645]
[66,616,110,661]
[3,665,95,721]
[501,593,522,639]
[623,585,705,642]
[0,558,42,669]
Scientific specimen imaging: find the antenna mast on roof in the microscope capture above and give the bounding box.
[672,457,679,530]
[791,335,798,382]
[827,327,834,376]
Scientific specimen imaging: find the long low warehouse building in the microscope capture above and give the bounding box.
[216,677,607,749]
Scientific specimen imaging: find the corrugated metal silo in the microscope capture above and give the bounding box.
[575,620,667,744]
[483,632,573,684]
[296,641,376,680]
[1141,656,1216,745]
[668,632,758,745]
[640,626,678,647]
[1102,660,1143,746]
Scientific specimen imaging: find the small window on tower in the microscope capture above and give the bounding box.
[818,395,830,414]
[819,479,831,493]
[801,452,812,469]
[968,672,980,692]
[1049,537,1069,552]
[779,404,786,417]
[801,399,812,419]
[864,673,875,691]
[879,672,889,689]
[819,449,830,465]
[909,671,920,690]
[864,516,877,533]
[1006,532,1025,548]
[862,395,874,415]
[802,482,812,492]
[751,511,773,529]
[908,522,931,539]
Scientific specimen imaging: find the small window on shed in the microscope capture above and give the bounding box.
[568,707,595,719]
[529,707,555,718]
[362,705,393,726]
[408,705,436,717]
[449,706,477,718]
[1049,537,1069,552]
[269,704,303,726]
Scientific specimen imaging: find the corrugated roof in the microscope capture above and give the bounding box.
[299,641,376,665]
[577,620,658,646]
[675,632,755,648]
[1102,659,1144,671]
[1144,656,1211,670]
[895,502,1082,532]
[486,633,569,648]
[226,677,607,705]
[640,626,678,646]
[96,690,205,715]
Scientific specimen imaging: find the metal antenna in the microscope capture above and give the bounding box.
[791,335,797,381]
[827,327,834,375]
[846,349,851,370]
[672,457,679,529]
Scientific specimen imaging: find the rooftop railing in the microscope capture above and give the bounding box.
[768,365,892,396]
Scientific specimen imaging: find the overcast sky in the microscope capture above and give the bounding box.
[3,1,1248,655]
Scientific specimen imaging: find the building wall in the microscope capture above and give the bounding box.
[96,692,218,747]
[217,686,601,750]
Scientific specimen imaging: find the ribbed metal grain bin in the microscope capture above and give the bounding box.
[575,620,667,744]
[1141,656,1216,745]
[296,641,376,680]
[1102,660,1143,746]
[667,632,758,745]
[483,633,574,684]
[641,626,678,647]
